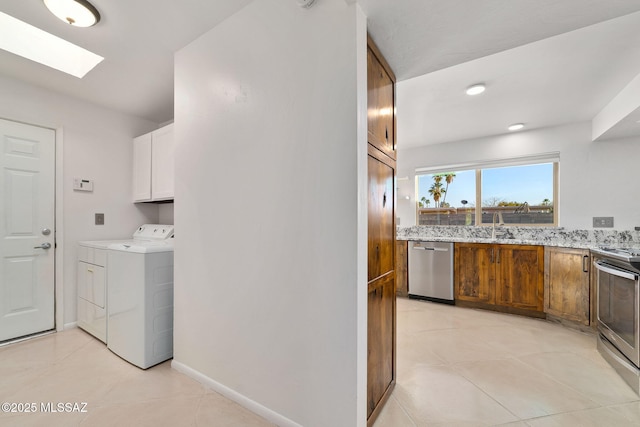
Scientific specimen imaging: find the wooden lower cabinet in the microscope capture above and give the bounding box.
[496,245,544,312]
[455,242,544,316]
[395,240,408,297]
[455,243,495,304]
[367,273,395,420]
[544,247,590,325]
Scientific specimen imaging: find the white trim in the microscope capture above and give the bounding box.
[63,322,77,330]
[171,360,302,427]
[0,330,55,347]
[415,151,560,175]
[55,127,65,332]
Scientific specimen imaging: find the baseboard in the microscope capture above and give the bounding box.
[171,359,302,427]
[63,321,78,330]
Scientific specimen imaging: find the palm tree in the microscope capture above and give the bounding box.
[440,173,456,206]
[420,197,430,208]
[429,184,444,207]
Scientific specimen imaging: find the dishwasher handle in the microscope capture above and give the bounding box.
[412,245,449,252]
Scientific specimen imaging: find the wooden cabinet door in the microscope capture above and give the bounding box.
[367,273,395,419]
[544,247,590,325]
[395,240,408,297]
[367,48,395,159]
[368,155,394,281]
[454,243,495,304]
[496,245,544,312]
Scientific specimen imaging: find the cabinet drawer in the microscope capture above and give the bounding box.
[77,261,106,308]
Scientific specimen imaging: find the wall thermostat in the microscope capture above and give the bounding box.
[297,0,316,8]
[73,178,94,192]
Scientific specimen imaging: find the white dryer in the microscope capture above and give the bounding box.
[106,224,174,369]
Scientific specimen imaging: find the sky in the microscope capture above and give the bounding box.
[417,163,553,208]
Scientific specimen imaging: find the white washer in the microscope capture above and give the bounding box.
[106,224,174,369]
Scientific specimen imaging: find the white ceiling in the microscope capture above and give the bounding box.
[358,0,640,147]
[1,0,640,145]
[0,0,252,124]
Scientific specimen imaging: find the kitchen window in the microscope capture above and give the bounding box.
[416,153,558,226]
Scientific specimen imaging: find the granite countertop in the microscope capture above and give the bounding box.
[396,226,640,250]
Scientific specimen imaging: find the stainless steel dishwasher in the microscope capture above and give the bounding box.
[408,241,454,304]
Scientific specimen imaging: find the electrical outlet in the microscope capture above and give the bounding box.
[593,216,613,228]
[95,213,104,225]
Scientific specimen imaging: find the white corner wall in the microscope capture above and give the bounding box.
[397,121,640,230]
[173,1,367,426]
[0,75,159,328]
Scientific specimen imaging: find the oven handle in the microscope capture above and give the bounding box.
[595,261,639,281]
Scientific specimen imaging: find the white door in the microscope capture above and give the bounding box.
[0,118,55,342]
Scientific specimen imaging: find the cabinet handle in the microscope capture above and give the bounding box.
[497,249,500,264]
[385,127,388,141]
[383,192,387,207]
[490,248,494,263]
[583,255,589,273]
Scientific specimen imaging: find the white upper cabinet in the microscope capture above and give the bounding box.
[132,123,174,202]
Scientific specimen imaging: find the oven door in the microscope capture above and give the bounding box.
[596,260,640,367]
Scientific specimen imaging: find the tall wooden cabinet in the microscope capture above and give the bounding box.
[367,35,396,426]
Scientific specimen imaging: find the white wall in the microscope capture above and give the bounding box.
[158,203,174,225]
[173,1,367,426]
[397,121,640,230]
[0,75,159,327]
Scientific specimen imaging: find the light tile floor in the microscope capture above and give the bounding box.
[373,298,640,427]
[0,329,274,427]
[2,299,640,426]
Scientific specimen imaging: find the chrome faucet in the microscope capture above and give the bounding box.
[491,211,504,240]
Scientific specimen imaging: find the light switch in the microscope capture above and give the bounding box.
[593,217,613,228]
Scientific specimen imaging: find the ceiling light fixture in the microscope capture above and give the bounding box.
[465,83,486,96]
[508,123,525,131]
[44,0,101,27]
[0,11,103,78]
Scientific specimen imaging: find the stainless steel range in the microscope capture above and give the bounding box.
[592,246,640,393]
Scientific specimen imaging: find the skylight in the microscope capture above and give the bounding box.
[0,11,103,78]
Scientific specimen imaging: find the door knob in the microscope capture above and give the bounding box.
[42,228,51,236]
[34,242,52,250]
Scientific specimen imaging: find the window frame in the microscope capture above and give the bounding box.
[415,153,559,227]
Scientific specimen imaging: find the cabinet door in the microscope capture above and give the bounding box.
[496,245,544,312]
[132,133,152,202]
[151,123,175,200]
[544,247,590,325]
[367,273,395,419]
[368,155,394,281]
[395,240,408,297]
[367,48,395,159]
[455,243,495,304]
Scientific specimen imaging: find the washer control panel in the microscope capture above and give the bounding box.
[133,224,174,240]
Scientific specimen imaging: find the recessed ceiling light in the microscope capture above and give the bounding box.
[44,0,101,27]
[508,123,525,131]
[0,11,103,78]
[466,83,486,96]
